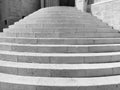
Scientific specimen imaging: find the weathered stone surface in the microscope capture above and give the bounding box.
[92,0,120,30]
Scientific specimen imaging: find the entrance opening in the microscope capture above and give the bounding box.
[60,0,75,7]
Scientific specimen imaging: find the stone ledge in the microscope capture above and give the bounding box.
[93,0,116,5]
[0,73,120,86]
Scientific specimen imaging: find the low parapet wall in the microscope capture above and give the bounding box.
[91,0,120,30]
[75,0,85,12]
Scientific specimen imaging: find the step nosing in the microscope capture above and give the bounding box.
[1,42,120,47]
[0,50,120,56]
[0,37,120,40]
[0,50,120,57]
[0,73,120,86]
[0,60,120,69]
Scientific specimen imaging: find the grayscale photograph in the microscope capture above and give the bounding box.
[0,0,120,90]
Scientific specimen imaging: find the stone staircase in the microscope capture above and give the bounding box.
[0,6,120,90]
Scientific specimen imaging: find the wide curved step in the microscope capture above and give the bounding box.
[2,32,120,38]
[0,50,120,63]
[0,60,120,77]
[4,27,116,33]
[0,73,120,90]
[1,43,120,53]
[1,37,120,45]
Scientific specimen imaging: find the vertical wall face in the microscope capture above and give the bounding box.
[45,0,59,7]
[0,0,40,31]
[60,0,75,6]
[75,0,94,12]
[44,0,75,8]
[76,0,84,11]
[75,0,88,12]
[1,0,40,20]
[0,0,1,21]
[91,0,120,30]
[21,0,41,17]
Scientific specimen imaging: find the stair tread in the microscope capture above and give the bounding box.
[0,60,120,70]
[0,50,120,56]
[0,73,120,86]
[1,42,120,47]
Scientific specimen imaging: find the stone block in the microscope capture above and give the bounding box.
[0,66,18,75]
[50,56,84,64]
[85,68,113,77]
[0,54,17,62]
[0,44,12,51]
[18,68,51,77]
[17,56,50,63]
[15,38,37,44]
[51,69,86,77]
[17,33,35,38]
[35,33,59,38]
[67,47,88,53]
[84,56,112,63]
[11,45,38,52]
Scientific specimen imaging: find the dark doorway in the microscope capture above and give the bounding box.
[60,0,75,6]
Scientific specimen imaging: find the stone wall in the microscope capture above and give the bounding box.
[91,0,120,30]
[75,0,86,12]
[45,0,59,7]
[0,0,40,31]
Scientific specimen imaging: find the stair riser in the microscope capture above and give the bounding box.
[16,21,104,25]
[5,29,116,34]
[0,54,119,64]
[0,65,119,77]
[3,33,120,38]
[13,23,108,27]
[1,44,120,53]
[0,82,120,90]
[9,25,105,28]
[22,17,99,21]
[24,17,98,21]
[0,38,120,45]
[5,27,115,33]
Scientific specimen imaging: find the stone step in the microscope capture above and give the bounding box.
[23,10,97,17]
[3,32,120,38]
[0,50,120,63]
[0,60,120,77]
[24,13,95,17]
[11,23,109,28]
[4,28,116,33]
[16,20,104,25]
[20,19,102,24]
[0,73,120,90]
[14,22,108,28]
[23,17,100,22]
[1,43,120,53]
[7,26,112,30]
[0,37,120,45]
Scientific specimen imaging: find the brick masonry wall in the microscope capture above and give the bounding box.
[91,0,120,30]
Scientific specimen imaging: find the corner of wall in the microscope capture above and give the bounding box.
[91,0,120,30]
